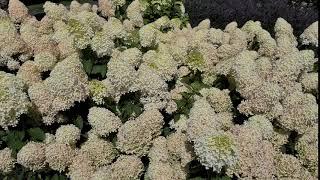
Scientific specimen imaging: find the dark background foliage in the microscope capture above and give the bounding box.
[184,0,318,35]
[1,0,318,36]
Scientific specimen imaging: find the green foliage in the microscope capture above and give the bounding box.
[1,130,26,154]
[91,64,107,78]
[117,92,144,122]
[0,165,68,180]
[81,48,110,80]
[211,176,232,180]
[173,71,211,121]
[141,0,188,24]
[73,116,84,130]
[27,128,45,142]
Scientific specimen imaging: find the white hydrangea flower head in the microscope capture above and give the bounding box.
[16,61,42,87]
[275,153,316,179]
[44,133,55,144]
[80,137,118,167]
[296,125,318,176]
[0,71,30,129]
[277,91,318,134]
[274,18,298,56]
[139,23,159,47]
[102,17,127,39]
[28,53,89,124]
[194,19,210,31]
[79,11,105,30]
[270,129,289,152]
[255,56,273,80]
[229,50,262,97]
[271,50,315,87]
[208,28,229,45]
[155,16,171,28]
[187,98,221,141]
[300,72,318,94]
[68,151,95,180]
[88,80,108,105]
[142,45,178,81]
[66,18,94,49]
[245,115,274,140]
[169,114,188,133]
[185,48,206,72]
[106,54,138,94]
[120,48,143,67]
[0,16,26,56]
[52,21,78,58]
[167,35,190,64]
[193,131,238,172]
[92,155,144,180]
[227,125,276,179]
[145,136,188,180]
[126,0,144,27]
[8,0,30,23]
[98,0,115,17]
[200,87,232,113]
[33,52,58,72]
[45,143,76,172]
[166,132,194,167]
[134,64,168,98]
[88,107,122,136]
[17,141,46,171]
[55,124,81,145]
[0,148,15,174]
[43,2,68,21]
[300,21,318,47]
[237,82,284,117]
[6,59,20,71]
[91,30,114,57]
[241,20,277,57]
[116,109,164,156]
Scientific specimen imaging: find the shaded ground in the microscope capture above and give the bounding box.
[185,0,318,35]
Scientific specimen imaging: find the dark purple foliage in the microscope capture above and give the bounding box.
[185,0,318,35]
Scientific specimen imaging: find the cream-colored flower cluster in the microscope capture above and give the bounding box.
[0,0,318,179]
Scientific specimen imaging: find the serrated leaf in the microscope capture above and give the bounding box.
[27,128,45,142]
[91,64,107,78]
[73,116,84,129]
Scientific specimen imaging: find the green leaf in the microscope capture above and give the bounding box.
[211,176,232,180]
[175,99,186,109]
[27,128,45,142]
[4,131,26,152]
[162,127,171,137]
[51,174,59,180]
[189,177,206,180]
[190,81,208,92]
[91,64,107,78]
[82,59,93,74]
[119,101,143,122]
[0,130,6,137]
[73,116,84,129]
